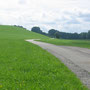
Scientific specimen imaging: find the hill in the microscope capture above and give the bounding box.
[0,25,87,89]
[0,25,49,39]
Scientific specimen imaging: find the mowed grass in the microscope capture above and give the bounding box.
[0,25,88,89]
[39,38,90,49]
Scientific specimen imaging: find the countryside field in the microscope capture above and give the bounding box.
[0,25,88,90]
[38,39,90,49]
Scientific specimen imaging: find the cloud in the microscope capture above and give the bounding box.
[18,0,27,4]
[0,0,90,33]
[78,12,90,22]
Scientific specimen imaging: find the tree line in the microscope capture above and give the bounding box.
[14,25,27,30]
[31,26,90,39]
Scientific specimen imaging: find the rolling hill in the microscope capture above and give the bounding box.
[0,25,88,90]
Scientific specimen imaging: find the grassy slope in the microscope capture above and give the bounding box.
[39,38,90,49]
[0,25,88,90]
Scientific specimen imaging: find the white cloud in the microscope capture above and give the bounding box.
[0,0,90,33]
[18,0,27,4]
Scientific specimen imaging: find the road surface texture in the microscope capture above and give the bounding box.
[26,40,90,88]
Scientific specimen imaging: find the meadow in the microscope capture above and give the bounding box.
[0,25,88,89]
[38,38,90,49]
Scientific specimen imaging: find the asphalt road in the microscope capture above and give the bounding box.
[26,40,90,88]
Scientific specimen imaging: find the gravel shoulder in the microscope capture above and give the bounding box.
[26,40,90,89]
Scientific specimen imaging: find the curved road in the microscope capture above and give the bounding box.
[26,40,90,88]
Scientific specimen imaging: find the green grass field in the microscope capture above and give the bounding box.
[0,25,88,90]
[38,38,90,49]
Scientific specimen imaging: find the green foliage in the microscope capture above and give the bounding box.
[87,30,90,39]
[48,29,57,38]
[80,32,87,39]
[0,25,88,89]
[54,32,60,39]
[31,27,42,34]
[31,26,48,36]
[48,29,89,39]
[30,26,90,40]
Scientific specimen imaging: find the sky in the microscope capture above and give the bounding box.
[0,0,90,33]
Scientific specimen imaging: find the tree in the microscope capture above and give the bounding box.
[54,32,60,39]
[72,33,79,39]
[80,32,87,39]
[87,30,90,39]
[48,29,57,37]
[31,27,42,34]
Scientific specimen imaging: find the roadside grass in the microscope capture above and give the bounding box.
[0,25,88,89]
[38,38,90,49]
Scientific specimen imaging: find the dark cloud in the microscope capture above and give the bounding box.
[79,13,90,22]
[66,18,80,24]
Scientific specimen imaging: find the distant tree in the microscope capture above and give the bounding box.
[80,32,87,39]
[54,32,60,39]
[41,32,48,36]
[31,27,42,34]
[48,29,57,37]
[59,32,66,39]
[31,26,90,40]
[87,30,90,39]
[72,33,79,39]
[14,25,26,29]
